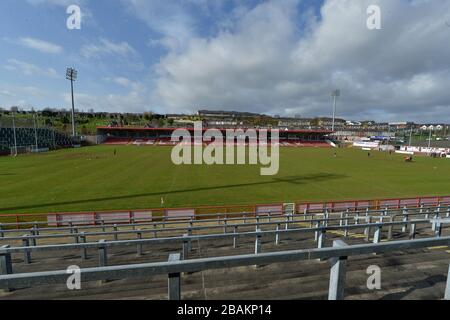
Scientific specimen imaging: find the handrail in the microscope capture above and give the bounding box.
[0,219,436,254]
[1,236,450,299]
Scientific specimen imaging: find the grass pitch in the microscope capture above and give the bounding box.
[0,145,449,214]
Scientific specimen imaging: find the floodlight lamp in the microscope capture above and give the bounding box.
[332,90,340,97]
[66,68,77,81]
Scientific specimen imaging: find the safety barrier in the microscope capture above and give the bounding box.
[0,195,449,229]
[2,236,450,300]
[0,204,448,269]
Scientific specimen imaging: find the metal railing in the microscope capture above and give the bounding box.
[0,214,447,269]
[1,236,450,300]
[1,204,446,240]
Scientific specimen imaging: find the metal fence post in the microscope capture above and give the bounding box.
[98,239,107,266]
[318,230,326,249]
[373,225,382,244]
[153,224,158,238]
[254,229,262,268]
[233,226,238,248]
[425,207,430,220]
[318,230,327,261]
[187,227,193,251]
[402,207,408,233]
[364,217,371,242]
[80,232,87,260]
[113,224,118,241]
[73,227,79,244]
[328,240,348,300]
[182,234,189,260]
[0,245,13,293]
[98,239,108,284]
[30,226,37,247]
[344,212,349,237]
[388,217,393,240]
[315,221,320,241]
[275,223,280,245]
[435,222,442,238]
[22,235,31,264]
[0,224,3,238]
[445,262,450,300]
[255,230,262,254]
[168,253,181,300]
[136,230,143,256]
[409,223,416,240]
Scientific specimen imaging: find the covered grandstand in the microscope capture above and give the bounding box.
[0,127,74,154]
[97,127,334,147]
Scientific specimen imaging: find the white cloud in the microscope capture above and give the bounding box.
[62,82,149,113]
[81,38,138,59]
[0,85,53,109]
[150,0,450,122]
[112,77,132,87]
[18,37,63,54]
[4,59,58,78]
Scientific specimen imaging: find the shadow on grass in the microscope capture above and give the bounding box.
[0,172,347,212]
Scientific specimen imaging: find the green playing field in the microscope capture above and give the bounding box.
[0,145,449,214]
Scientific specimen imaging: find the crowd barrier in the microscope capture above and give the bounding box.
[0,195,449,229]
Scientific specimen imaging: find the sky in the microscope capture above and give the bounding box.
[0,0,450,123]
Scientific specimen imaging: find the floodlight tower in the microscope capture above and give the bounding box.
[11,106,18,156]
[33,112,38,151]
[408,125,413,148]
[331,89,340,131]
[428,126,433,149]
[66,67,78,137]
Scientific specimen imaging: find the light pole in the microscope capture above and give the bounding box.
[408,125,413,148]
[66,67,78,137]
[33,112,38,151]
[11,107,18,156]
[331,89,340,131]
[428,126,432,149]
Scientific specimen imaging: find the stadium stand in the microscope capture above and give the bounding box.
[1,202,450,300]
[97,127,334,148]
[0,127,74,153]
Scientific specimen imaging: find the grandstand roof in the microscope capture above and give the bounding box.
[96,126,334,134]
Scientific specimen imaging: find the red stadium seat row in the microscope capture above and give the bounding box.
[103,138,332,148]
